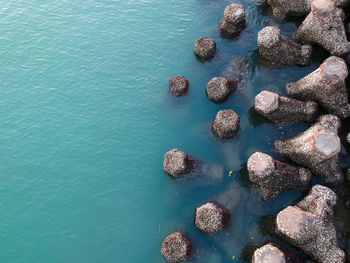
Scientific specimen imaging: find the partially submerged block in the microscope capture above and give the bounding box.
[195,202,230,234]
[275,114,344,185]
[206,77,238,103]
[276,185,345,263]
[255,90,318,123]
[194,37,216,61]
[252,242,305,263]
[169,76,189,97]
[212,109,240,139]
[258,26,312,66]
[286,56,350,119]
[163,149,195,178]
[219,4,246,37]
[293,0,350,56]
[161,232,192,263]
[247,152,312,198]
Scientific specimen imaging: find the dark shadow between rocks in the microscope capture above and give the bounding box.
[248,106,273,127]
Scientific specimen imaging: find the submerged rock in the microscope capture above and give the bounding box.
[286,56,350,119]
[206,77,238,103]
[222,55,251,90]
[163,149,195,178]
[212,109,240,139]
[267,0,350,19]
[293,0,350,56]
[255,90,318,123]
[161,232,192,263]
[252,242,306,263]
[276,185,345,263]
[195,202,230,234]
[168,76,189,97]
[247,152,312,198]
[219,4,246,37]
[275,114,344,185]
[194,37,216,61]
[258,26,312,66]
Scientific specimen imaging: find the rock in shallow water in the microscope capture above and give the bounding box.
[212,109,240,139]
[258,26,312,66]
[219,4,246,37]
[194,37,216,61]
[168,76,189,97]
[252,242,305,263]
[195,202,230,234]
[161,232,192,263]
[276,185,345,263]
[254,90,318,123]
[163,149,195,178]
[275,114,343,185]
[293,0,350,56]
[206,77,237,103]
[286,56,350,119]
[247,152,312,199]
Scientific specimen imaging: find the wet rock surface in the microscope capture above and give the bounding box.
[275,114,343,185]
[247,152,312,198]
[163,149,195,178]
[212,109,240,139]
[169,76,189,97]
[258,26,312,66]
[276,185,345,263]
[219,4,246,37]
[194,37,216,61]
[293,0,350,56]
[206,77,238,103]
[286,56,350,119]
[161,232,192,263]
[255,90,318,123]
[252,242,306,263]
[195,202,230,234]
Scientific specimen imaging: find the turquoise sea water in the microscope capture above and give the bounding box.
[1,0,350,262]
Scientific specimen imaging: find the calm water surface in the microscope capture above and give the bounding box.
[0,0,349,262]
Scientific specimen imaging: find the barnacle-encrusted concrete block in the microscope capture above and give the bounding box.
[194,37,216,60]
[247,152,312,198]
[195,202,230,234]
[219,4,246,37]
[286,56,350,119]
[255,90,318,123]
[169,76,189,97]
[276,185,346,263]
[293,0,350,56]
[212,109,240,139]
[161,232,192,263]
[252,242,305,263]
[258,27,312,66]
[275,114,344,185]
[267,0,350,19]
[163,149,195,178]
[206,77,238,103]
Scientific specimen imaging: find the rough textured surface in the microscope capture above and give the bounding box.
[247,152,312,198]
[161,232,192,263]
[195,202,229,234]
[293,0,350,56]
[275,114,344,185]
[219,4,246,37]
[168,76,189,97]
[212,109,240,139]
[206,77,238,103]
[347,132,350,144]
[286,56,350,119]
[276,185,345,263]
[255,90,318,123]
[163,149,195,178]
[258,26,312,66]
[194,37,216,61]
[267,0,350,19]
[252,242,305,263]
[222,55,251,90]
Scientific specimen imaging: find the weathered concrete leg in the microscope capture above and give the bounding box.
[276,185,345,263]
[252,242,306,263]
[286,56,350,119]
[275,114,344,185]
[255,90,318,123]
[293,0,350,56]
[247,152,312,199]
[219,4,246,37]
[267,0,312,19]
[258,26,312,66]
